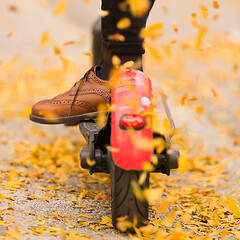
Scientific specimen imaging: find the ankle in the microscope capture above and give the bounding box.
[97,53,143,80]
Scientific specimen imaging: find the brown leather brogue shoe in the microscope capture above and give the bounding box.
[30,66,109,125]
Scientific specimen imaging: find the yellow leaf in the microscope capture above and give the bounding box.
[185,125,200,138]
[196,26,207,48]
[86,157,96,167]
[8,30,14,37]
[179,154,187,174]
[20,106,31,118]
[151,155,158,165]
[125,82,138,94]
[213,1,219,9]
[156,200,170,213]
[83,52,93,57]
[23,65,39,75]
[131,180,144,201]
[144,42,162,60]
[96,104,107,128]
[53,2,67,15]
[140,22,164,39]
[138,172,147,185]
[54,46,61,55]
[143,188,162,203]
[0,193,11,199]
[126,0,151,18]
[211,88,218,97]
[40,32,50,47]
[34,183,46,191]
[0,15,7,24]
[171,22,178,32]
[117,18,131,29]
[112,55,121,66]
[200,5,209,20]
[105,145,120,153]
[226,195,240,216]
[181,93,188,105]
[108,33,125,42]
[82,213,93,219]
[38,110,60,122]
[99,10,109,17]
[122,60,134,69]
[162,211,175,227]
[196,106,204,115]
[142,162,155,172]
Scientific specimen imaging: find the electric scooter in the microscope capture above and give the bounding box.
[78,19,179,230]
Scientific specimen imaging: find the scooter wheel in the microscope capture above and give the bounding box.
[109,155,149,232]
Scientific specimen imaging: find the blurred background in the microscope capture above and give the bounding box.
[0,1,240,238]
[0,0,239,152]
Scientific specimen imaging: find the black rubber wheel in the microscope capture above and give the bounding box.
[109,157,149,232]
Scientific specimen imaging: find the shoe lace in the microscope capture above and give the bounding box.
[68,67,94,117]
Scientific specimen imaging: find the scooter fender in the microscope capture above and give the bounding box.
[111,69,153,171]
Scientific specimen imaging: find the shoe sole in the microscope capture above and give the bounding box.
[29,111,108,126]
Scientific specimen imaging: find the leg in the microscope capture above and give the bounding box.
[98,0,155,80]
[30,1,155,125]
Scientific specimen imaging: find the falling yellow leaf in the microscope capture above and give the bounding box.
[196,106,204,115]
[172,22,178,32]
[144,42,162,60]
[8,30,14,37]
[143,188,162,203]
[83,52,93,57]
[53,2,67,15]
[0,15,7,24]
[112,55,121,66]
[35,110,61,123]
[117,18,131,30]
[142,162,155,172]
[181,92,189,105]
[23,65,39,75]
[86,157,96,167]
[162,6,168,14]
[105,145,120,153]
[140,22,164,39]
[213,1,219,8]
[54,46,61,55]
[200,5,209,20]
[211,88,218,97]
[63,40,75,46]
[99,10,109,17]
[131,180,144,201]
[226,195,240,217]
[126,0,151,18]
[185,125,200,138]
[138,172,147,185]
[196,26,207,48]
[96,104,107,128]
[151,155,158,165]
[179,154,187,174]
[125,82,138,94]
[122,61,134,69]
[40,32,50,47]
[108,33,125,42]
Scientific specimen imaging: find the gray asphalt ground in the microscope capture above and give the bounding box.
[0,0,240,239]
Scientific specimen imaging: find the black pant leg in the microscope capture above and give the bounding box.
[101,0,155,55]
